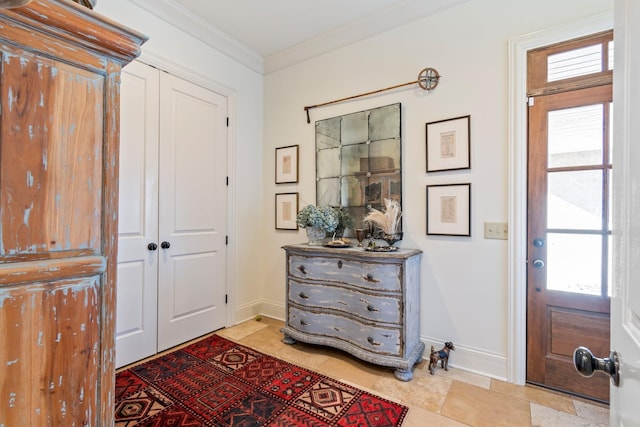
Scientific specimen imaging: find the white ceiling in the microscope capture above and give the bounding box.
[132,0,467,74]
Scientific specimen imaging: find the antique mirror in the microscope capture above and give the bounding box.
[316,103,402,237]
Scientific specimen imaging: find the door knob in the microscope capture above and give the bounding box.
[147,243,158,251]
[573,346,620,386]
[161,241,171,249]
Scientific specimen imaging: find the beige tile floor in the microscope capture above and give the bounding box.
[122,317,610,426]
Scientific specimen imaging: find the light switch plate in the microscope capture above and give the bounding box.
[484,222,508,240]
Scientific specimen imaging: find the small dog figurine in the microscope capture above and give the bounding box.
[429,342,455,374]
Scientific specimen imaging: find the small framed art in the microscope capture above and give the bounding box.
[275,145,299,183]
[426,183,471,236]
[275,192,298,230]
[426,115,470,172]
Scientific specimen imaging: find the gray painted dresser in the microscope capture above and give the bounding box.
[281,244,424,381]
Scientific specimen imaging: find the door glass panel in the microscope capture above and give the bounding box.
[608,234,612,297]
[609,103,613,162]
[548,104,603,167]
[547,233,602,295]
[547,170,602,229]
[547,44,602,82]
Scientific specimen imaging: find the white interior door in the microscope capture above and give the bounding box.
[157,72,228,351]
[611,1,640,424]
[115,61,160,368]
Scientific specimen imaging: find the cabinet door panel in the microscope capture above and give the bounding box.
[0,276,101,425]
[0,54,103,259]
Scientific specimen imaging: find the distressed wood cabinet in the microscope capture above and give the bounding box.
[0,1,145,425]
[281,244,424,381]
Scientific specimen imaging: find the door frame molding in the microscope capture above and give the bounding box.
[135,50,237,328]
[507,11,613,385]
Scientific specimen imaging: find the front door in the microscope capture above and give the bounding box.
[610,0,640,423]
[526,32,613,402]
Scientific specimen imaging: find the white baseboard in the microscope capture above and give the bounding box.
[259,300,286,322]
[233,300,285,326]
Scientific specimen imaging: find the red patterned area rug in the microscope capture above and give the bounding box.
[115,334,408,426]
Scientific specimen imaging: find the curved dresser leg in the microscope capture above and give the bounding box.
[282,334,297,345]
[394,368,413,381]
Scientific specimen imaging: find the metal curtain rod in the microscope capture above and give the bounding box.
[303,67,440,123]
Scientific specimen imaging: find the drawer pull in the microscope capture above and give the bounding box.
[366,304,378,312]
[367,337,381,346]
[300,319,308,326]
[337,260,343,269]
[298,265,307,274]
[299,292,309,299]
[364,273,379,283]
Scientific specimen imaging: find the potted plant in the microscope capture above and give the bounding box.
[330,207,354,238]
[363,198,403,246]
[296,205,339,245]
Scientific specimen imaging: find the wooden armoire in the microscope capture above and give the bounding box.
[0,1,146,425]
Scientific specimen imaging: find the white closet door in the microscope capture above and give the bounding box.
[157,72,228,351]
[115,61,160,368]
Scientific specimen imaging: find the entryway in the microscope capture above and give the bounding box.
[526,31,613,403]
[115,61,229,368]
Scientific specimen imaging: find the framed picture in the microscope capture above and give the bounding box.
[275,192,299,230]
[275,145,299,183]
[426,183,471,236]
[426,115,470,172]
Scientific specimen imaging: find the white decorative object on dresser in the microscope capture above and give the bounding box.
[281,244,424,381]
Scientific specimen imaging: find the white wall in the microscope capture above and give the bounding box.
[95,0,266,325]
[94,0,614,381]
[263,0,613,379]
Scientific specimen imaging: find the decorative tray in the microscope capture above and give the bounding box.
[324,242,351,248]
[365,246,398,252]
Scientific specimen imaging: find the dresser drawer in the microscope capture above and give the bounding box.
[288,279,401,324]
[288,255,401,292]
[288,306,402,357]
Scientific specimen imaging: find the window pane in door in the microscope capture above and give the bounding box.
[548,104,603,168]
[547,233,602,295]
[608,234,612,297]
[547,44,602,82]
[548,170,603,229]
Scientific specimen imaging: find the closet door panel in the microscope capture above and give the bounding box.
[115,61,159,368]
[157,72,227,351]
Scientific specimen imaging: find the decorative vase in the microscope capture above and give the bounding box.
[306,226,326,246]
[381,232,403,246]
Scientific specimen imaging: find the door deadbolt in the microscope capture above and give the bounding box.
[532,259,545,269]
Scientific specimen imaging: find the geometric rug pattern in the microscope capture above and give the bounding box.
[115,334,408,426]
